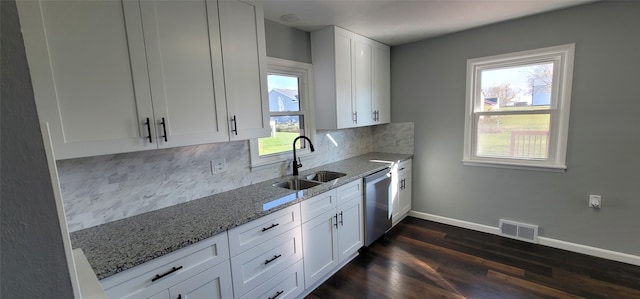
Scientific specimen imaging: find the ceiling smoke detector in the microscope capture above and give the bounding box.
[280,13,300,23]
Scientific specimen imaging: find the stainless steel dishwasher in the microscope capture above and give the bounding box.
[363,167,392,247]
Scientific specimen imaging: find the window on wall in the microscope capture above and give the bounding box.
[250,57,315,167]
[463,44,575,171]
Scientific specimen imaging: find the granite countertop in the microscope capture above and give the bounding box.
[70,152,412,280]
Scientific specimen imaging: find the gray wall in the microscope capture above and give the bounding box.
[391,1,640,256]
[0,0,74,297]
[264,19,312,63]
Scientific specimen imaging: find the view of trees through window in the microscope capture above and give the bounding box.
[477,62,554,159]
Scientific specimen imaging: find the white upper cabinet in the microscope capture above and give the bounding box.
[17,0,155,159]
[218,0,270,140]
[140,0,230,148]
[18,0,269,159]
[372,42,391,124]
[311,26,390,130]
[355,36,374,127]
[312,26,356,129]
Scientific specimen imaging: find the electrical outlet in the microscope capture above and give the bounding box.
[210,159,226,174]
[589,194,601,209]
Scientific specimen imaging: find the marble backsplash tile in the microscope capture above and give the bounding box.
[58,123,413,231]
[372,122,414,154]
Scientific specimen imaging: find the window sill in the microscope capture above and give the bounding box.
[462,159,567,173]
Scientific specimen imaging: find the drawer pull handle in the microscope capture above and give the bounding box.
[269,290,284,299]
[151,266,183,282]
[334,213,338,228]
[339,211,344,226]
[261,223,280,232]
[264,254,282,265]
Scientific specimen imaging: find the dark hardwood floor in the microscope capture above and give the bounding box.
[306,217,640,299]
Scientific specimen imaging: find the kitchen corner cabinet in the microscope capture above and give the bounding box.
[311,26,390,130]
[301,179,363,288]
[392,159,412,226]
[17,0,268,160]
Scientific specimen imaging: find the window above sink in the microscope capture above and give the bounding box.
[249,57,316,169]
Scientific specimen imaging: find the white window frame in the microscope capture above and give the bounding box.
[463,44,575,172]
[250,57,316,169]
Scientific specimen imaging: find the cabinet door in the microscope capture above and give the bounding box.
[399,175,412,216]
[391,172,401,226]
[337,195,364,262]
[230,227,303,297]
[238,260,304,299]
[17,0,155,159]
[218,0,270,140]
[355,36,373,127]
[168,261,233,299]
[334,27,357,129]
[147,290,170,299]
[302,209,339,288]
[140,0,229,148]
[228,204,300,256]
[372,43,391,124]
[393,159,412,226]
[300,190,337,223]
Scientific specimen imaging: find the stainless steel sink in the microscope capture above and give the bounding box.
[306,171,347,183]
[273,179,321,190]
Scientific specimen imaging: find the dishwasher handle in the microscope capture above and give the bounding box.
[364,168,391,185]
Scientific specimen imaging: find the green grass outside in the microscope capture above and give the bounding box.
[477,113,550,158]
[258,131,302,156]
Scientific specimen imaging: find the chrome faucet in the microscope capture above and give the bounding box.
[292,136,315,176]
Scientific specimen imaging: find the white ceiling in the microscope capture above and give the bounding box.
[262,0,596,46]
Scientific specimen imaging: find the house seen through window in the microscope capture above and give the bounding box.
[257,73,306,156]
[250,58,314,167]
[463,44,575,171]
[477,62,553,159]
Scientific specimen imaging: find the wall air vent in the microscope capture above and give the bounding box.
[499,219,539,243]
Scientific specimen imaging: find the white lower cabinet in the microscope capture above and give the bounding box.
[100,179,370,298]
[301,179,364,289]
[148,262,233,299]
[100,232,230,299]
[147,290,169,299]
[168,263,233,299]
[337,195,364,260]
[302,208,339,286]
[230,227,303,297]
[239,260,304,299]
[392,159,413,227]
[228,204,303,299]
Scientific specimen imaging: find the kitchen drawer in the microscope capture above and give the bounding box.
[300,190,337,223]
[239,259,304,299]
[397,159,412,175]
[230,227,303,297]
[101,232,229,299]
[228,204,300,256]
[336,179,362,206]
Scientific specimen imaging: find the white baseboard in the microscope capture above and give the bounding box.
[408,211,640,267]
